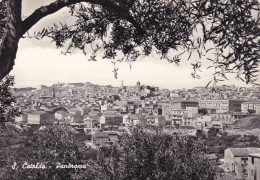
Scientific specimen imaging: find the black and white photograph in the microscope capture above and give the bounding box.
[0,0,260,179]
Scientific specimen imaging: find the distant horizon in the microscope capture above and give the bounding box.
[12,79,256,91]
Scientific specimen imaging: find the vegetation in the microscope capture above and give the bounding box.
[200,128,260,157]
[0,125,84,180]
[247,109,256,114]
[207,127,219,138]
[0,75,20,122]
[0,125,216,180]
[198,108,208,115]
[233,116,260,129]
[0,0,259,84]
[85,128,216,180]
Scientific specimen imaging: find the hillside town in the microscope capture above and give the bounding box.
[8,81,260,179]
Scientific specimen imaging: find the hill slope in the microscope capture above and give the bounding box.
[233,115,260,129]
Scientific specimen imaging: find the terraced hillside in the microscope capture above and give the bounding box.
[234,115,260,129]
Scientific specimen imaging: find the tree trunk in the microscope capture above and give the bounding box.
[0,0,22,80]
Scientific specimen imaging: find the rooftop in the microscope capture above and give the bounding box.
[241,101,260,104]
[28,111,48,115]
[248,153,260,158]
[228,147,260,157]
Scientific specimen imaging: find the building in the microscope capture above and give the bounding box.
[179,100,199,109]
[241,101,260,114]
[248,153,260,180]
[196,115,212,130]
[27,111,53,125]
[100,114,123,127]
[15,112,29,123]
[158,101,170,116]
[83,119,98,128]
[169,107,198,126]
[256,102,260,115]
[224,148,260,179]
[199,99,229,113]
[182,117,197,127]
[92,132,112,147]
[211,113,235,130]
[55,110,68,121]
[229,100,246,112]
[63,111,83,123]
[145,115,165,127]
[168,100,199,110]
[169,109,187,120]
[123,114,139,126]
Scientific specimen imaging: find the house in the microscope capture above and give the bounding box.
[65,112,83,123]
[241,101,260,114]
[83,119,98,128]
[84,114,101,123]
[199,99,229,113]
[101,104,112,112]
[92,132,113,147]
[27,111,54,125]
[123,114,139,126]
[119,104,128,114]
[186,107,198,118]
[229,100,246,112]
[182,117,197,127]
[145,115,165,127]
[122,115,140,126]
[15,112,30,123]
[256,102,260,115]
[169,109,186,120]
[172,118,182,126]
[179,100,199,109]
[224,148,260,179]
[55,110,68,121]
[248,153,260,180]
[100,114,123,127]
[106,131,119,142]
[196,115,212,130]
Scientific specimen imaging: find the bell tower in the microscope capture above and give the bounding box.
[136,80,140,87]
[52,88,56,98]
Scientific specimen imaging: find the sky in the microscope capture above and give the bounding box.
[10,0,258,90]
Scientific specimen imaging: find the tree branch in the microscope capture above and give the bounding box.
[21,0,143,36]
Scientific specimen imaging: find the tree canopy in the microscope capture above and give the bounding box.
[0,0,259,84]
[0,125,84,180]
[1,125,216,180]
[0,75,20,122]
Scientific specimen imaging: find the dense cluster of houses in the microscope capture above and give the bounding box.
[14,82,260,139]
[12,82,260,178]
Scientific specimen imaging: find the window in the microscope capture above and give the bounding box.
[241,158,248,164]
[251,157,254,165]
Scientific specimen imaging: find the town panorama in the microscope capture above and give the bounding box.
[2,80,260,179]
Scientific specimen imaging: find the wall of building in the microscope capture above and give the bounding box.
[248,156,260,180]
[100,115,123,127]
[199,99,229,113]
[40,113,54,124]
[15,114,28,123]
[255,103,260,115]
[224,149,249,179]
[229,100,245,112]
[27,114,41,124]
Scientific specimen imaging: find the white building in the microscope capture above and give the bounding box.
[199,99,229,113]
[241,101,260,114]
